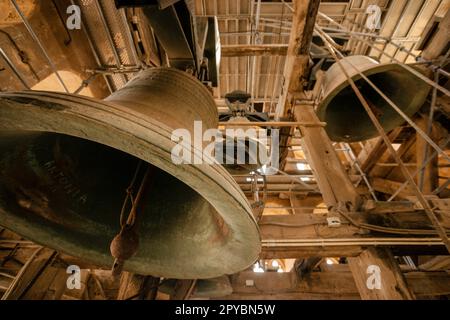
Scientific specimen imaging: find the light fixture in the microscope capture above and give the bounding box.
[296,163,310,171]
[253,262,264,273]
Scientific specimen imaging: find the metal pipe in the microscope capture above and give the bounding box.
[218,121,326,127]
[0,48,31,89]
[266,166,320,192]
[261,237,444,247]
[10,0,69,93]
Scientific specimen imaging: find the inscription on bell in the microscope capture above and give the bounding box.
[44,160,88,205]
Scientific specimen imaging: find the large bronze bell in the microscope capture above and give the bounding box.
[0,68,260,279]
[317,55,431,142]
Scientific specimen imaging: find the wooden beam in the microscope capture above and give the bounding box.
[348,247,415,300]
[221,44,288,57]
[224,271,359,300]
[258,209,450,259]
[275,0,321,119]
[420,10,450,61]
[371,131,416,178]
[419,256,450,271]
[294,105,361,208]
[358,128,403,174]
[371,177,416,199]
[219,270,450,300]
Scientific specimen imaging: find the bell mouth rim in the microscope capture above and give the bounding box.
[0,90,261,279]
[317,62,431,142]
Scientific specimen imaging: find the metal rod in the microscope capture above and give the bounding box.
[69,0,113,93]
[419,48,450,190]
[433,178,450,195]
[118,8,141,68]
[318,11,450,95]
[318,13,450,97]
[93,0,128,85]
[316,26,450,163]
[86,67,143,75]
[10,0,69,93]
[351,36,450,97]
[341,142,378,201]
[317,27,450,253]
[0,48,30,89]
[388,137,450,201]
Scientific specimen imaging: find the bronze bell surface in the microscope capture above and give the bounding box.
[0,67,261,279]
[317,55,431,142]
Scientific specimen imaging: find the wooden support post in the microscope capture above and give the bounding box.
[275,0,320,119]
[416,115,439,193]
[348,247,415,300]
[218,270,449,300]
[117,272,160,300]
[170,279,197,300]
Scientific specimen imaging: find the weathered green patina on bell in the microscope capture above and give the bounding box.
[0,68,261,279]
[317,55,431,142]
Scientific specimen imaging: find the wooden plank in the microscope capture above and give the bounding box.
[1,248,57,300]
[21,266,66,300]
[348,247,415,300]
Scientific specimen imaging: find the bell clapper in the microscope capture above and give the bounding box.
[110,162,154,276]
